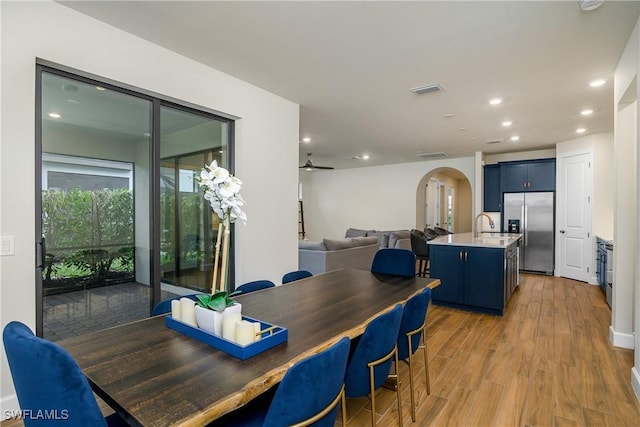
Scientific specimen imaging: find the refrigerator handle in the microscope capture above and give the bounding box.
[524,206,528,246]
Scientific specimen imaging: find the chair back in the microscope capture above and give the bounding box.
[2,321,108,427]
[152,293,202,316]
[263,337,350,426]
[232,279,275,296]
[371,248,416,277]
[397,287,432,360]
[424,227,439,240]
[282,270,313,284]
[410,229,430,258]
[434,226,453,235]
[345,304,403,397]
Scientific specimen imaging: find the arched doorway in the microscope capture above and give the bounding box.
[415,167,473,233]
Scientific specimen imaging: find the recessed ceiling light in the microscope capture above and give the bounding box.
[576,128,587,134]
[67,99,81,104]
[502,121,512,127]
[580,109,594,116]
[95,86,107,91]
[589,79,606,88]
[302,137,311,143]
[458,127,467,131]
[510,136,520,141]
[444,113,454,118]
[362,154,370,160]
[48,112,61,118]
[489,98,502,105]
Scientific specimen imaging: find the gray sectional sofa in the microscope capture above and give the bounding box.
[298,236,379,275]
[344,228,411,250]
[297,228,412,275]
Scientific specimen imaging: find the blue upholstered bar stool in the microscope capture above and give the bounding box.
[370,248,416,277]
[211,336,350,426]
[282,270,313,284]
[3,321,129,427]
[397,287,432,421]
[344,304,404,427]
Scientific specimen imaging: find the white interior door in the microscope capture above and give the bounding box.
[425,179,439,228]
[556,151,593,282]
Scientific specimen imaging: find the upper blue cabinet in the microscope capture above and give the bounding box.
[483,164,501,212]
[500,158,556,192]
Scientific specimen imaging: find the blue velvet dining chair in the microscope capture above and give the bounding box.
[151,293,202,316]
[281,270,313,284]
[2,321,129,427]
[211,336,351,427]
[344,304,404,427]
[370,248,416,277]
[397,287,432,421]
[231,280,276,296]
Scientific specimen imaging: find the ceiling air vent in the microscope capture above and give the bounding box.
[410,83,445,95]
[485,139,504,145]
[417,152,448,159]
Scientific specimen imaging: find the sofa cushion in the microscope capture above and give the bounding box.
[351,236,378,247]
[366,231,390,247]
[299,240,328,251]
[323,238,355,251]
[345,228,368,238]
[389,230,410,248]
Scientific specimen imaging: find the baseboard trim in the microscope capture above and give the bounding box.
[1,393,19,420]
[632,366,640,401]
[609,325,635,349]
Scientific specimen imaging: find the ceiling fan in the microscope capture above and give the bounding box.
[299,153,334,170]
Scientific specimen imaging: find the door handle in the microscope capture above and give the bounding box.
[560,230,566,234]
[464,251,468,261]
[459,250,463,261]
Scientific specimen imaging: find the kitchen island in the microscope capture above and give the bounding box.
[428,232,522,316]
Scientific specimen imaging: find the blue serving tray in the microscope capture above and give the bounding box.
[165,315,288,360]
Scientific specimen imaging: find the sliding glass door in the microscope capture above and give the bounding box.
[36,66,233,340]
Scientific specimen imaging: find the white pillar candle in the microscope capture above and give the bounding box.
[170,300,181,320]
[222,312,241,342]
[235,320,256,346]
[180,298,197,327]
[253,322,261,341]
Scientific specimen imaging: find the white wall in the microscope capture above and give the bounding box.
[613,16,640,398]
[300,157,475,241]
[0,0,299,412]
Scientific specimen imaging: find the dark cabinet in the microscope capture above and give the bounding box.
[430,245,508,314]
[483,164,501,212]
[501,159,555,192]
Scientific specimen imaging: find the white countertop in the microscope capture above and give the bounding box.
[428,232,522,248]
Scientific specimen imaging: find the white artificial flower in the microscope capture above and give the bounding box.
[198,160,246,224]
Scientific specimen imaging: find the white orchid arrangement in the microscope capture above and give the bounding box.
[198,160,246,294]
[198,160,247,224]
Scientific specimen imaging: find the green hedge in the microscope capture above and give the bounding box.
[42,188,134,283]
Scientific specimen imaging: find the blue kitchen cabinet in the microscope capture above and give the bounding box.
[430,244,515,315]
[501,159,555,192]
[430,245,465,304]
[483,164,501,212]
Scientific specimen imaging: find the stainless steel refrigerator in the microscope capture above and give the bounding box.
[503,192,554,274]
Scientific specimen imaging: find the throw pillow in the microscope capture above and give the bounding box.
[352,236,378,247]
[298,240,328,251]
[367,231,390,248]
[389,230,410,248]
[345,228,368,238]
[323,238,355,251]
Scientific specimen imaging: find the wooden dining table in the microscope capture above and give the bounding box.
[58,268,440,427]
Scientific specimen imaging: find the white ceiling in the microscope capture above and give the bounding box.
[59,1,640,169]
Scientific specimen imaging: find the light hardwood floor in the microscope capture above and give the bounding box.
[3,274,639,426]
[339,274,640,426]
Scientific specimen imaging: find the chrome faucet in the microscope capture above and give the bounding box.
[474,213,495,238]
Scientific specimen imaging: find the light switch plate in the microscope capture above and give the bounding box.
[1,236,15,256]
